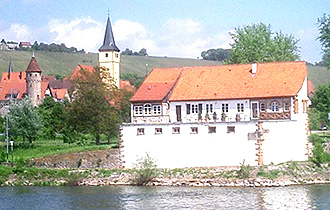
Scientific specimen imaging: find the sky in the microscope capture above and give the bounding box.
[0,0,329,63]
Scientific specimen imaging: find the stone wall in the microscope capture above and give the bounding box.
[29,148,121,169]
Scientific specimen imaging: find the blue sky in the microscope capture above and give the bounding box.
[0,0,329,62]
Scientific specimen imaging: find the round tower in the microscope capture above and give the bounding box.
[98,15,120,88]
[26,54,42,106]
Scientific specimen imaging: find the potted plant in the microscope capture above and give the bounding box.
[198,112,202,122]
[221,112,226,122]
[205,113,210,122]
[213,112,217,122]
[236,113,241,122]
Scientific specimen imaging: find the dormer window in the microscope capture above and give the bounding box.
[144,104,152,115]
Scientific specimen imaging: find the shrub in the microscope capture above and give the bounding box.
[131,154,159,186]
[237,160,252,179]
[311,143,330,166]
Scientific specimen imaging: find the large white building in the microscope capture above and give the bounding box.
[121,61,310,168]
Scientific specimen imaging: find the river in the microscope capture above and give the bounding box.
[0,185,330,209]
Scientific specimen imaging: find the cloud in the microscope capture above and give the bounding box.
[0,23,33,41]
[49,17,104,52]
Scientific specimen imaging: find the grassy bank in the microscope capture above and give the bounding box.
[1,160,330,187]
[0,135,118,163]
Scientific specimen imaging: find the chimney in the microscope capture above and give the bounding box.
[252,63,257,74]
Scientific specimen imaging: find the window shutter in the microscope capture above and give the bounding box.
[186,104,190,114]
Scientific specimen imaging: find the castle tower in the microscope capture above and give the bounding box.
[98,16,120,88]
[26,54,42,106]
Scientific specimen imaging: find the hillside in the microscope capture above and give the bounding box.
[0,51,222,77]
[0,51,329,87]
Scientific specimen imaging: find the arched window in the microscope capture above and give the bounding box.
[270,101,280,112]
[144,104,152,115]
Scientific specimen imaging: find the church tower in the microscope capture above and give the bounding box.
[26,54,42,106]
[98,16,120,88]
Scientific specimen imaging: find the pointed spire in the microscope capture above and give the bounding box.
[26,55,42,73]
[99,16,120,52]
[8,61,13,74]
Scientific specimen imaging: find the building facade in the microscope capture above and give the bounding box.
[121,61,310,168]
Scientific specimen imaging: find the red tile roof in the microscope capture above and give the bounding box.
[26,56,42,72]
[70,65,96,80]
[307,80,314,95]
[51,88,67,100]
[130,67,183,102]
[131,61,307,102]
[119,80,134,91]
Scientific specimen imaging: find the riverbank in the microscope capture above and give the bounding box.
[2,161,330,187]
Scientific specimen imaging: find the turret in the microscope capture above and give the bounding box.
[26,54,42,106]
[98,16,120,88]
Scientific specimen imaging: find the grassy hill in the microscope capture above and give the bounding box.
[0,51,329,87]
[0,51,222,78]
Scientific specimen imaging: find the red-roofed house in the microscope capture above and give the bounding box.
[0,55,70,113]
[122,61,310,168]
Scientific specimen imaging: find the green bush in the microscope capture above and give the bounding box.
[311,143,330,166]
[237,160,252,179]
[131,154,159,186]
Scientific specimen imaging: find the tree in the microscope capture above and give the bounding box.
[201,48,230,61]
[8,98,41,143]
[228,23,299,64]
[318,14,330,69]
[311,84,330,128]
[38,97,67,140]
[68,67,120,145]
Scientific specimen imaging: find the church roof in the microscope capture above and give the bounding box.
[98,17,120,52]
[26,56,42,73]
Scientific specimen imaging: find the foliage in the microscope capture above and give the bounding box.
[201,48,230,61]
[68,67,120,145]
[131,154,159,186]
[121,73,144,87]
[117,89,134,123]
[121,48,148,56]
[311,143,330,166]
[309,108,324,130]
[18,41,85,53]
[236,160,252,179]
[38,97,67,140]
[311,84,330,113]
[257,167,280,180]
[318,14,330,69]
[228,23,299,64]
[8,98,41,143]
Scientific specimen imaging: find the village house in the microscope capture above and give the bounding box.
[0,55,70,115]
[121,61,310,168]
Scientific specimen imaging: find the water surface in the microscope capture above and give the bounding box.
[1,185,330,209]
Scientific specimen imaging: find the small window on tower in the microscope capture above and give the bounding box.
[105,53,108,58]
[115,53,119,58]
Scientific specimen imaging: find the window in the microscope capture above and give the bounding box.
[284,102,290,112]
[172,127,180,134]
[105,53,108,57]
[222,103,229,113]
[302,100,308,113]
[153,105,161,115]
[191,104,198,114]
[294,99,298,114]
[270,101,280,112]
[260,102,266,112]
[186,104,191,115]
[206,104,213,113]
[144,104,152,115]
[115,53,119,58]
[208,126,216,133]
[134,106,143,115]
[137,128,145,135]
[237,103,244,113]
[227,126,235,133]
[155,128,162,135]
[191,127,198,134]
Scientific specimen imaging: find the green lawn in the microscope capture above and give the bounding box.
[0,136,118,163]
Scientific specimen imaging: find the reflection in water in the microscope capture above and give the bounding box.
[0,185,329,210]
